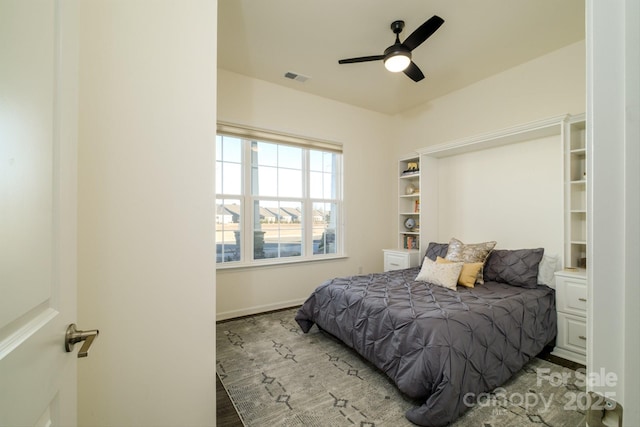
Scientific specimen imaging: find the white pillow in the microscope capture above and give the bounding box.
[415,257,463,290]
[537,254,560,286]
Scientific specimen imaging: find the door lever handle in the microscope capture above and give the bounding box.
[65,324,99,358]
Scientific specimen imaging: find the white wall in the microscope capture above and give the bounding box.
[394,41,585,154]
[216,69,394,319]
[435,135,563,255]
[77,2,217,426]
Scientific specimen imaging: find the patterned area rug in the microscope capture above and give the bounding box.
[217,308,586,427]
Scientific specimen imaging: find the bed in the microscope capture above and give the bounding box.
[295,240,557,427]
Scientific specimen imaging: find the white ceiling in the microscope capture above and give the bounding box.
[218,0,585,115]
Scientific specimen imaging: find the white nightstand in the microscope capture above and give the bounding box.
[383,249,420,272]
[552,269,587,365]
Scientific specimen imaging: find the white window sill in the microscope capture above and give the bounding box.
[216,254,348,271]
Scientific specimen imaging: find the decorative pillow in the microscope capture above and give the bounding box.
[483,248,545,288]
[436,256,483,288]
[537,253,559,286]
[423,242,449,263]
[444,238,496,284]
[415,257,463,291]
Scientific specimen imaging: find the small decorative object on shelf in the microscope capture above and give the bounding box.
[401,162,419,176]
[414,199,420,213]
[577,252,587,268]
[405,183,416,195]
[404,217,416,230]
[403,235,417,250]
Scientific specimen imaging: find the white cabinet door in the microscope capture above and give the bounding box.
[0,1,79,425]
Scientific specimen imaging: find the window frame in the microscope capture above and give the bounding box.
[216,123,344,269]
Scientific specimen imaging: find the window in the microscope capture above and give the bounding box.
[216,124,343,267]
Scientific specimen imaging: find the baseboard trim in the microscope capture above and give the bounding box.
[217,299,306,321]
[551,347,586,365]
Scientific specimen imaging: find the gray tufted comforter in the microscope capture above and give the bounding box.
[295,267,556,427]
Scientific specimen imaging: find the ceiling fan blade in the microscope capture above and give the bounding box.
[402,15,444,51]
[403,61,425,82]
[338,55,385,64]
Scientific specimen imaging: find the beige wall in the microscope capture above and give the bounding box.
[217,69,395,319]
[435,135,564,256]
[393,41,585,153]
[217,40,585,319]
[77,1,217,425]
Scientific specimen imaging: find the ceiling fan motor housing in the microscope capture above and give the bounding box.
[390,20,405,34]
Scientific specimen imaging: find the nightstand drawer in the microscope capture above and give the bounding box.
[555,275,587,316]
[383,249,419,271]
[384,252,410,271]
[557,312,587,354]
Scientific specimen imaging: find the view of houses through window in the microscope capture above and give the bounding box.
[216,131,342,265]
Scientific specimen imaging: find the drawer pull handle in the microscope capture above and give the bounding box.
[578,298,587,302]
[578,335,587,340]
[390,263,400,266]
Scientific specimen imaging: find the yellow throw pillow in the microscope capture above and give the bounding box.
[436,256,483,288]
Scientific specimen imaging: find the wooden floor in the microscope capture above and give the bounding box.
[217,375,243,426]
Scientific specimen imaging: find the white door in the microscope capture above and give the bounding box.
[0,1,80,425]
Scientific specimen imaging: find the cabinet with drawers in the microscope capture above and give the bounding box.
[383,249,420,272]
[552,270,587,364]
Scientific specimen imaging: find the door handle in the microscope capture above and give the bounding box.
[65,324,99,358]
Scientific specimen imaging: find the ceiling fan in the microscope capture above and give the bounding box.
[338,15,444,82]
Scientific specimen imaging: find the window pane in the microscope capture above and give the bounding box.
[278,145,302,169]
[323,172,335,199]
[309,151,337,199]
[221,136,242,163]
[278,168,302,197]
[313,202,337,255]
[254,141,277,166]
[309,150,323,172]
[215,161,222,194]
[216,198,241,263]
[310,150,335,173]
[254,201,302,260]
[309,171,323,199]
[216,136,242,195]
[309,171,335,199]
[322,152,335,174]
[221,162,241,195]
[253,165,278,196]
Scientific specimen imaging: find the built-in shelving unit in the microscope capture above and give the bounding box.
[382,155,422,271]
[397,155,421,251]
[564,114,587,271]
[387,114,587,281]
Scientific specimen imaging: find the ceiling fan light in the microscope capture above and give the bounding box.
[384,53,411,72]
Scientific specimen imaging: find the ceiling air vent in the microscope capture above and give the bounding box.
[284,71,309,83]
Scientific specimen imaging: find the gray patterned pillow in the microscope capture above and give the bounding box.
[483,248,545,288]
[423,242,449,263]
[444,238,497,285]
